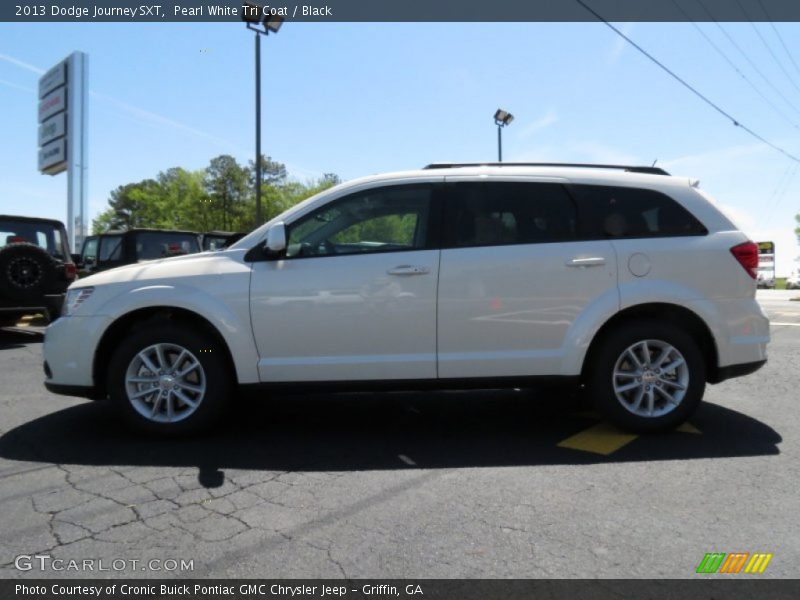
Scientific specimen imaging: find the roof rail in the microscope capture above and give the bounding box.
[422,162,670,176]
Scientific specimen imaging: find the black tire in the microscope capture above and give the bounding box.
[587,319,706,433]
[107,320,233,436]
[0,243,59,302]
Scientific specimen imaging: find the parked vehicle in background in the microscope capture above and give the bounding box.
[44,163,769,436]
[79,229,202,274]
[0,215,77,325]
[786,269,800,290]
[201,231,246,251]
[756,268,776,289]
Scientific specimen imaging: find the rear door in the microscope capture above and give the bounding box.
[437,177,619,379]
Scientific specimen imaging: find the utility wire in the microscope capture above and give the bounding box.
[760,163,799,229]
[734,0,800,97]
[756,0,800,80]
[694,0,800,117]
[573,0,800,163]
[669,0,800,130]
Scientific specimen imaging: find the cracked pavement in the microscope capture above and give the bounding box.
[0,291,798,578]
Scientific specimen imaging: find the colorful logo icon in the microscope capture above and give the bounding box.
[696,552,773,574]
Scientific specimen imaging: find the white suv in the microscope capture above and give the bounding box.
[43,163,769,435]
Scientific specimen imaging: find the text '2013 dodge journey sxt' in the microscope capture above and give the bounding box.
[43,163,769,435]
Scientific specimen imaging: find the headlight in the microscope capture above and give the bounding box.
[62,287,94,316]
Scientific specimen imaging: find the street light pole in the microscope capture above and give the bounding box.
[493,108,514,163]
[255,31,262,225]
[243,2,282,228]
[497,124,502,162]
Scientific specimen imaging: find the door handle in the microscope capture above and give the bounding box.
[566,257,606,268]
[387,265,430,276]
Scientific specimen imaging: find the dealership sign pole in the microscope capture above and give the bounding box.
[38,52,88,251]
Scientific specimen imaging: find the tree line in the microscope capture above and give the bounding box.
[92,154,340,234]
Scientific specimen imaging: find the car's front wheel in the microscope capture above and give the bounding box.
[107,321,232,435]
[588,320,706,432]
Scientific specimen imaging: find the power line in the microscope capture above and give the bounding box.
[669,0,800,130]
[573,0,800,164]
[694,0,800,117]
[760,163,799,229]
[734,0,800,98]
[756,0,800,80]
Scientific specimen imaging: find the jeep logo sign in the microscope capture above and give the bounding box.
[38,113,66,146]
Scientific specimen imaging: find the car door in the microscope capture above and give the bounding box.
[249,182,442,382]
[437,177,619,379]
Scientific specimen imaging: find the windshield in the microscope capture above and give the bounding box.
[133,232,201,260]
[0,219,68,260]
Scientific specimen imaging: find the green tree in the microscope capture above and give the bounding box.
[92,154,339,236]
[204,155,252,231]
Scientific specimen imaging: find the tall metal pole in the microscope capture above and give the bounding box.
[497,124,502,162]
[255,32,262,226]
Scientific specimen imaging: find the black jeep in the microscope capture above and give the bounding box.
[79,228,202,274]
[201,230,246,251]
[0,215,77,326]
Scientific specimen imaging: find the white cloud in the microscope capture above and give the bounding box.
[607,23,634,65]
[0,78,34,94]
[0,52,44,75]
[517,109,558,139]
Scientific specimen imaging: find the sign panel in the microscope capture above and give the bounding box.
[37,52,88,251]
[38,62,66,99]
[38,138,67,174]
[38,112,66,146]
[38,88,66,122]
[757,241,774,255]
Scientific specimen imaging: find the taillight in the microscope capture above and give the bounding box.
[730,241,758,279]
[64,263,77,280]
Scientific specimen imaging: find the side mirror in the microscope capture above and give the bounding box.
[70,253,83,267]
[264,222,287,254]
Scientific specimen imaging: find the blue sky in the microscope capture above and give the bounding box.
[1,21,799,274]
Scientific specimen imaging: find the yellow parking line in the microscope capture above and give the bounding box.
[676,422,702,434]
[557,423,639,455]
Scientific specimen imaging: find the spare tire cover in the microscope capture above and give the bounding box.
[0,243,59,302]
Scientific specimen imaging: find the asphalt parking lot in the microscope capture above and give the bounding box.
[0,290,798,579]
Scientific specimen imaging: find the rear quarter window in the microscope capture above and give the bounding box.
[570,185,707,239]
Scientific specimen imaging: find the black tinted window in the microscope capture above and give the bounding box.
[134,232,200,260]
[571,185,707,239]
[445,182,576,247]
[98,235,123,261]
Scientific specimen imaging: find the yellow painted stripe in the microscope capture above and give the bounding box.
[745,554,766,573]
[758,554,773,573]
[557,423,639,455]
[676,422,702,434]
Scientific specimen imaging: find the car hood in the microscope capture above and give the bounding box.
[75,249,247,287]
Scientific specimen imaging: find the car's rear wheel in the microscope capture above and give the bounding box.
[588,320,706,432]
[107,321,231,435]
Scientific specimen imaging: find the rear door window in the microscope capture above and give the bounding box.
[444,181,577,248]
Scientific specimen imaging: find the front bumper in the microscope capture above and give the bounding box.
[43,314,112,392]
